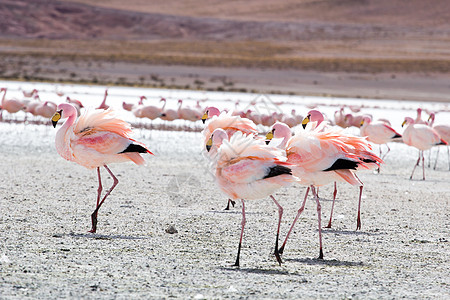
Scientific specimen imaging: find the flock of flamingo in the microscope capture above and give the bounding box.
[2,86,450,267]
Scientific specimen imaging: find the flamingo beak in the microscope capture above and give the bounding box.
[401,120,407,127]
[360,120,364,127]
[206,137,213,152]
[201,112,208,124]
[51,110,62,128]
[265,131,274,145]
[301,116,310,129]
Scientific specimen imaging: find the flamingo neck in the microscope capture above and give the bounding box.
[55,112,77,162]
[1,89,6,105]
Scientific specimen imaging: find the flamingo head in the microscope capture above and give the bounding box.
[266,122,290,144]
[427,113,435,122]
[304,110,324,129]
[402,117,414,127]
[202,106,220,124]
[52,103,77,127]
[207,128,228,152]
[0,87,6,92]
[361,116,372,127]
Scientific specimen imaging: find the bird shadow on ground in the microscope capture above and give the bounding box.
[284,257,366,267]
[53,232,149,240]
[322,228,383,236]
[220,266,306,278]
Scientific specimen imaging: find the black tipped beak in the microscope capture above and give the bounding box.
[202,119,206,124]
[52,120,58,128]
[302,123,306,129]
[206,144,211,152]
[265,140,270,145]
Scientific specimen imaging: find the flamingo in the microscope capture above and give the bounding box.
[360,116,402,161]
[428,113,450,170]
[22,89,38,98]
[138,96,164,121]
[402,117,447,180]
[202,107,259,210]
[0,88,26,119]
[266,121,382,258]
[96,89,109,110]
[178,99,201,122]
[334,107,347,128]
[207,129,297,266]
[35,101,57,119]
[66,97,84,116]
[415,108,428,125]
[160,98,178,122]
[51,103,154,233]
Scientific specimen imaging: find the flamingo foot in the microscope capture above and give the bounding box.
[233,242,241,267]
[278,245,285,256]
[325,221,332,229]
[356,217,361,231]
[274,248,283,266]
[318,248,324,260]
[224,199,236,210]
[89,211,98,233]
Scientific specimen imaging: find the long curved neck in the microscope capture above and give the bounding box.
[1,89,6,105]
[100,91,108,106]
[55,112,77,161]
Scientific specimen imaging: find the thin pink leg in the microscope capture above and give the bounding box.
[325,182,337,228]
[89,165,119,233]
[233,199,246,267]
[311,186,324,259]
[421,151,426,180]
[356,185,363,230]
[270,195,283,265]
[279,187,310,255]
[96,167,102,207]
[410,151,421,180]
[433,147,439,170]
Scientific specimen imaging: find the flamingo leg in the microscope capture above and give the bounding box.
[356,185,363,230]
[311,186,324,259]
[89,165,119,233]
[410,151,421,180]
[433,147,440,170]
[383,144,391,160]
[96,167,102,207]
[448,147,450,171]
[421,151,426,180]
[233,199,246,267]
[224,199,236,210]
[325,182,337,228]
[279,187,310,255]
[270,195,283,265]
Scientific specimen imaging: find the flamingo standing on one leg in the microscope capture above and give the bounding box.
[207,129,297,266]
[402,117,447,180]
[51,103,154,233]
[266,121,382,258]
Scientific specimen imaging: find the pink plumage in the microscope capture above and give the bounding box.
[52,103,153,233]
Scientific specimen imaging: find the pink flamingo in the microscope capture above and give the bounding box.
[202,106,259,210]
[415,108,428,125]
[66,97,84,116]
[25,94,42,119]
[96,89,109,110]
[0,88,26,119]
[35,101,57,119]
[51,103,154,233]
[122,101,134,112]
[138,96,164,121]
[266,121,382,258]
[178,99,201,122]
[334,107,347,128]
[22,89,38,98]
[208,130,297,266]
[160,98,178,122]
[428,113,450,170]
[402,117,447,180]
[360,116,402,160]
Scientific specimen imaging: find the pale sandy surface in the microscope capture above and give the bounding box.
[0,122,449,299]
